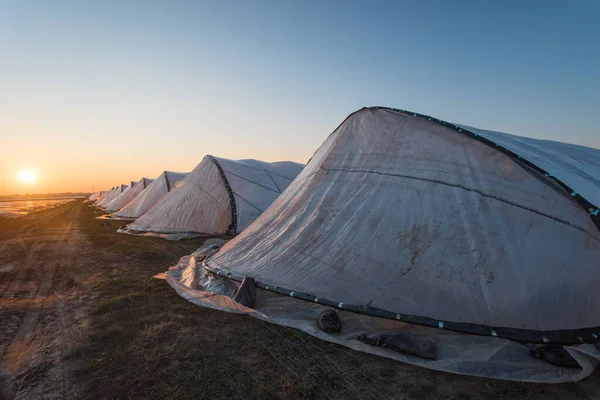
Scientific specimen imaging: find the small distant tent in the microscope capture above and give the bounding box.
[112,171,187,220]
[166,107,600,383]
[94,187,117,207]
[86,191,101,202]
[96,184,128,208]
[104,178,154,212]
[92,188,113,204]
[122,156,303,239]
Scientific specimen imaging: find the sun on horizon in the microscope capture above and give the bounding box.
[17,169,38,185]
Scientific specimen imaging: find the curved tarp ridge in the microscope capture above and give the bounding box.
[376,107,600,229]
[99,183,130,210]
[204,107,600,342]
[123,156,304,237]
[96,184,127,208]
[207,156,238,233]
[104,178,154,212]
[113,171,188,219]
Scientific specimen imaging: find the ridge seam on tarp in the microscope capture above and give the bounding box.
[252,159,282,193]
[320,166,595,238]
[221,168,282,194]
[164,171,171,192]
[232,191,264,213]
[208,155,238,234]
[376,107,600,231]
[202,258,600,345]
[179,177,230,213]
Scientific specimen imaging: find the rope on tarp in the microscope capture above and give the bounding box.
[202,258,600,345]
[376,107,600,231]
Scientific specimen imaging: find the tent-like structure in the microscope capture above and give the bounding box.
[86,191,101,202]
[90,189,111,203]
[96,184,128,208]
[166,107,600,383]
[111,171,187,220]
[104,178,154,212]
[121,156,303,239]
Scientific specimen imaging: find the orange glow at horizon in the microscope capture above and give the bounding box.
[17,169,38,185]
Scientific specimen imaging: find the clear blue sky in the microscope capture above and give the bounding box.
[1,0,598,193]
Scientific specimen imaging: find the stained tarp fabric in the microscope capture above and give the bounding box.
[122,156,303,238]
[166,107,600,382]
[112,171,187,219]
[104,178,154,212]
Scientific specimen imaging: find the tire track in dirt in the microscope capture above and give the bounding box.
[53,208,87,396]
[0,203,86,399]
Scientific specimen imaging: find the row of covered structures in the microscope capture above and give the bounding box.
[88,106,600,383]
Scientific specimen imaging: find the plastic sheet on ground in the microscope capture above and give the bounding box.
[165,242,600,383]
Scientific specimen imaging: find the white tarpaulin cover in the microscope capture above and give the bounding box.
[104,178,154,212]
[112,171,187,220]
[95,184,128,208]
[86,191,100,202]
[166,107,600,382]
[91,190,111,203]
[122,156,304,239]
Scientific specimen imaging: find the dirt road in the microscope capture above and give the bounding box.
[0,202,90,399]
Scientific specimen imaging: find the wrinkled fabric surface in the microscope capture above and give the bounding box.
[207,109,600,331]
[165,242,600,383]
[458,124,600,207]
[105,178,154,212]
[122,156,303,237]
[163,108,600,381]
[96,184,128,208]
[113,171,187,219]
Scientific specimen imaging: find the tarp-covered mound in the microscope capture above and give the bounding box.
[112,171,187,220]
[104,178,154,212]
[86,191,100,202]
[96,184,128,208]
[93,187,115,205]
[166,107,600,382]
[122,156,304,239]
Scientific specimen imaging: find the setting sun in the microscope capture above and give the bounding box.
[17,169,38,185]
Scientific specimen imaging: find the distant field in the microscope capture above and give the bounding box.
[0,199,76,218]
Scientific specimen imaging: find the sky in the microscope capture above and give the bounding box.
[0,0,598,194]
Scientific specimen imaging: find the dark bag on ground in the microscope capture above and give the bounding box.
[357,332,436,360]
[530,345,581,369]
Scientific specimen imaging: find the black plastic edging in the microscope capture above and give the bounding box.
[164,171,171,192]
[203,258,600,345]
[207,155,238,234]
[376,107,600,231]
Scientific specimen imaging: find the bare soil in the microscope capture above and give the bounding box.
[0,200,599,399]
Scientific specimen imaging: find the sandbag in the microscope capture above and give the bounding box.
[317,310,342,333]
[358,332,436,360]
[530,345,581,369]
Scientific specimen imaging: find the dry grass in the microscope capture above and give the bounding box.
[4,201,599,399]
